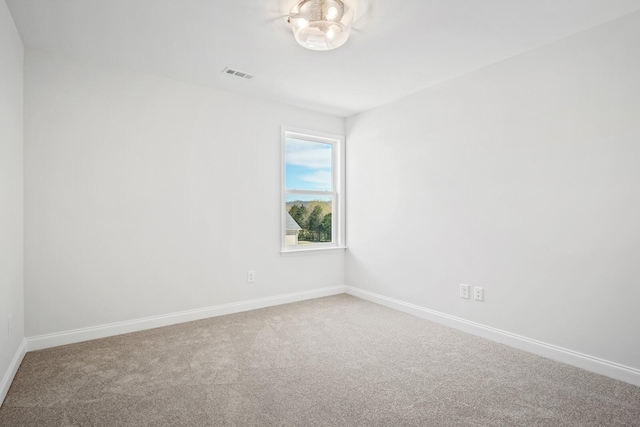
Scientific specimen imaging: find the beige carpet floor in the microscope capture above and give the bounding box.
[0,294,639,426]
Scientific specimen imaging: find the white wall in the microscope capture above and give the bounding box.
[0,0,24,388]
[24,51,344,337]
[346,12,640,370]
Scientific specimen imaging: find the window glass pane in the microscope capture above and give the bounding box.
[285,138,332,191]
[285,194,333,245]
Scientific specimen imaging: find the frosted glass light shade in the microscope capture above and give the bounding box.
[288,0,354,51]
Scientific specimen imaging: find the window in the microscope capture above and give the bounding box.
[281,127,345,252]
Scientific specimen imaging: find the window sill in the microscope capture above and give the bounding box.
[281,246,347,256]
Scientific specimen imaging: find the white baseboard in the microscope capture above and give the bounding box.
[346,286,640,387]
[1,338,27,407]
[20,285,640,389]
[27,285,346,352]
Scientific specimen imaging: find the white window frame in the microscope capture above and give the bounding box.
[281,126,346,254]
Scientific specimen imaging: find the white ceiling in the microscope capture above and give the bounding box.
[6,0,640,117]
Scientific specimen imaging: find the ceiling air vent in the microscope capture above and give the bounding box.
[222,67,254,80]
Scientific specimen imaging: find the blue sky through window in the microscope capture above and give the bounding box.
[285,138,332,191]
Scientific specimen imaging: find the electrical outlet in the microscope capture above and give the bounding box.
[474,287,484,302]
[460,284,470,299]
[247,270,255,283]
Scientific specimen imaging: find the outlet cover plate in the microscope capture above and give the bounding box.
[474,286,484,301]
[460,284,470,299]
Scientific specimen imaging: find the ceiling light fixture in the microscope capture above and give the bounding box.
[287,0,354,51]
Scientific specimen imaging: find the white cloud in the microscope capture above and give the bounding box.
[301,170,332,187]
[286,138,332,169]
